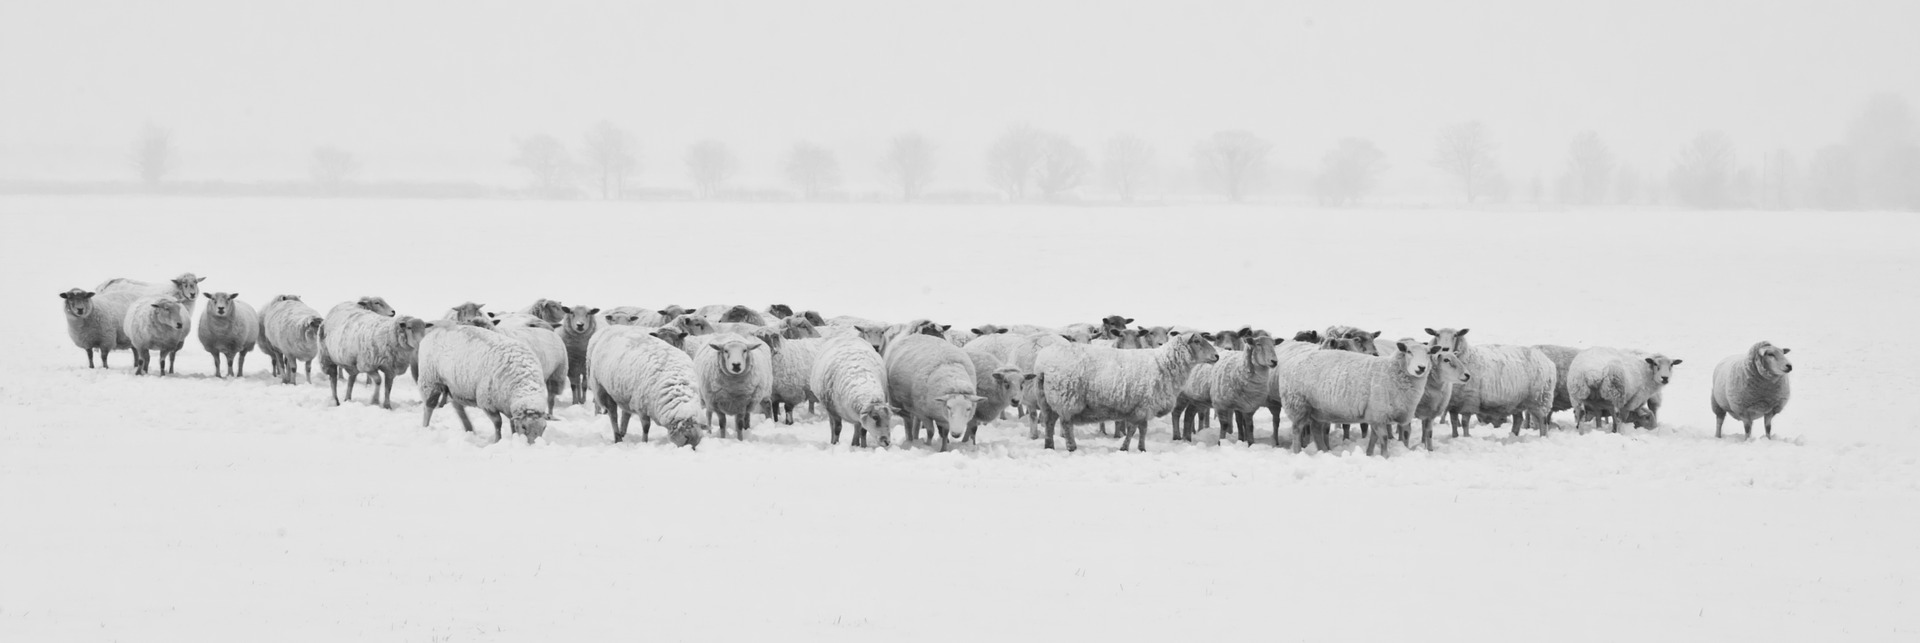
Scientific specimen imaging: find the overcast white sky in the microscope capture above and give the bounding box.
[2,0,1915,193]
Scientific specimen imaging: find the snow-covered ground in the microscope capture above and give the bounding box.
[2,196,1916,641]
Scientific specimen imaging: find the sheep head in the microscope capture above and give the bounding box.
[510,407,547,444]
[356,296,396,317]
[1212,330,1245,351]
[858,401,892,447]
[1642,355,1681,385]
[60,289,95,317]
[707,340,762,375]
[649,327,688,349]
[935,393,985,439]
[565,306,599,333]
[672,315,715,336]
[1394,340,1440,378]
[1422,327,1468,352]
[667,416,705,449]
[1243,331,1280,369]
[1113,326,1148,349]
[853,325,886,352]
[989,367,1026,396]
[530,299,566,325]
[780,316,821,339]
[150,299,186,330]
[1751,342,1792,377]
[171,273,205,302]
[394,316,428,349]
[202,292,239,318]
[1180,332,1221,364]
[1431,345,1471,385]
[766,304,794,318]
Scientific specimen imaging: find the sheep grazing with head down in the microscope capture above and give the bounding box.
[97,273,205,323]
[1209,329,1283,445]
[1281,339,1443,457]
[1425,328,1557,438]
[320,300,428,409]
[261,297,325,384]
[197,292,258,378]
[60,288,134,368]
[490,314,571,415]
[1034,330,1219,452]
[884,334,982,451]
[811,335,895,447]
[753,328,822,425]
[1565,347,1681,433]
[559,304,599,404]
[417,322,549,443]
[1530,344,1582,425]
[124,296,190,376]
[1712,341,1793,439]
[693,332,773,440]
[587,325,706,447]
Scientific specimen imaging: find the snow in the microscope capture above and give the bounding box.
[2,196,1917,641]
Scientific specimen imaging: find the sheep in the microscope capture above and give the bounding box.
[97,273,204,323]
[1260,332,1357,442]
[559,305,599,404]
[884,334,982,452]
[1531,344,1582,425]
[755,329,823,425]
[667,314,718,337]
[657,305,690,322]
[1034,330,1219,452]
[1565,347,1682,434]
[255,295,300,377]
[587,325,706,447]
[1425,328,1558,438]
[445,302,489,325]
[1142,326,1173,348]
[963,351,1029,442]
[692,332,773,440]
[598,306,657,327]
[1395,345,1473,451]
[196,292,258,378]
[261,297,325,384]
[883,319,949,352]
[491,314,571,415]
[765,304,795,319]
[696,304,733,320]
[416,322,549,443]
[1172,361,1215,441]
[521,299,567,325]
[1061,323,1101,343]
[320,301,428,409]
[1280,340,1443,457]
[1711,341,1793,439]
[816,323,888,352]
[779,315,823,339]
[1213,330,1246,351]
[1015,372,1048,440]
[716,305,768,326]
[1326,325,1383,355]
[1096,315,1134,339]
[124,296,189,375]
[60,288,134,368]
[346,296,397,317]
[712,321,767,336]
[810,335,894,447]
[828,314,891,328]
[1209,329,1283,445]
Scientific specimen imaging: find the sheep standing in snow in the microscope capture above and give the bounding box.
[1281,340,1443,457]
[97,273,204,324]
[320,301,428,409]
[587,325,706,447]
[811,335,895,447]
[1034,331,1219,452]
[1173,360,1215,441]
[559,304,599,404]
[1425,328,1557,437]
[1210,329,1283,445]
[962,351,1029,442]
[1396,346,1473,451]
[1711,341,1793,439]
[262,297,325,384]
[491,314,571,415]
[884,334,982,451]
[1565,347,1682,433]
[692,332,773,439]
[755,329,822,425]
[60,288,133,368]
[1531,344,1582,425]
[256,295,302,376]
[196,292,258,378]
[124,297,189,376]
[416,322,549,443]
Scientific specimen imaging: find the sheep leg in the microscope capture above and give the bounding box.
[1061,416,1078,452]
[450,401,476,434]
[132,348,145,375]
[828,413,843,445]
[1342,424,1351,441]
[1764,415,1774,439]
[325,366,342,405]
[938,422,950,452]
[1317,421,1332,452]
[211,353,223,378]
[1712,407,1726,438]
[641,415,654,442]
[1743,419,1753,440]
[614,409,631,442]
[237,352,246,377]
[1136,419,1149,452]
[420,387,441,427]
[737,413,749,440]
[380,372,397,410]
[964,420,979,444]
[484,409,504,441]
[304,361,313,384]
[1042,410,1057,450]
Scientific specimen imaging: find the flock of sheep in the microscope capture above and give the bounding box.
[58,272,1798,454]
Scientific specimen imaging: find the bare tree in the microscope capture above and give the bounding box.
[511,134,575,199]
[1192,130,1271,203]
[879,133,936,201]
[580,121,639,200]
[130,122,175,185]
[784,141,840,200]
[1431,121,1499,203]
[684,140,738,199]
[309,146,360,193]
[1843,94,1920,210]
[1566,130,1614,204]
[1312,137,1387,206]
[985,124,1044,201]
[1670,131,1736,208]
[1032,135,1090,201]
[1101,134,1154,202]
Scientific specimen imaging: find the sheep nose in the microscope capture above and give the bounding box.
[1659,377,1670,384]
[1784,365,1793,372]
[1461,373,1473,381]
[1414,366,1427,376]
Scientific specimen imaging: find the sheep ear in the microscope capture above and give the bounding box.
[1167,330,1181,336]
[1123,317,1135,324]
[1199,332,1215,341]
[1370,330,1382,338]
[996,328,1008,334]
[1424,328,1437,336]
[970,395,987,403]
[1060,334,1075,341]
[58,292,69,299]
[1022,373,1037,382]
[203,293,214,300]
[938,324,951,332]
[1237,327,1252,338]
[151,302,164,308]
[747,343,764,352]
[1644,357,1657,366]
[1670,359,1683,366]
[1397,341,1411,353]
[589,308,601,315]
[1428,345,1443,354]
[1457,328,1470,337]
[230,292,239,299]
[706,342,725,351]
[1780,348,1790,354]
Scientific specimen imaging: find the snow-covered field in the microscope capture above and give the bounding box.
[2,196,1916,641]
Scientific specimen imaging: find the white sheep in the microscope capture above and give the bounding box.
[255,294,302,377]
[692,332,773,440]
[778,315,823,340]
[883,319,949,353]
[1425,328,1557,437]
[1280,340,1444,457]
[196,292,258,378]
[1260,332,1339,443]
[60,288,134,368]
[827,314,891,329]
[444,302,489,325]
[1565,347,1682,433]
[491,313,571,415]
[417,322,549,443]
[714,304,768,326]
[587,325,706,447]
[123,296,189,376]
[810,335,895,447]
[758,331,822,425]
[520,299,567,325]
[559,304,599,404]
[667,314,718,337]
[261,296,325,384]
[1531,344,1582,425]
[1325,325,1383,356]
[1033,330,1219,452]
[815,323,887,352]
[1173,361,1215,441]
[320,301,428,409]
[97,273,204,323]
[1397,345,1473,451]
[597,306,656,327]
[1209,329,1283,445]
[962,351,1029,443]
[884,334,982,452]
[1711,341,1793,439]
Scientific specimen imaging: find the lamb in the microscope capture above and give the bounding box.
[1711,341,1793,439]
[60,288,134,368]
[1531,344,1583,425]
[123,296,190,375]
[97,273,204,323]
[962,351,1029,442]
[884,334,983,452]
[1425,328,1557,437]
[809,335,894,447]
[521,299,567,325]
[559,305,599,404]
[778,315,823,339]
[491,314,571,415]
[715,305,768,326]
[587,325,706,447]
[196,292,258,378]
[692,332,773,439]
[1280,340,1443,457]
[1397,345,1473,451]
[754,329,823,425]
[261,296,325,384]
[1565,347,1682,433]
[320,301,428,409]
[1209,329,1283,445]
[416,322,549,443]
[1034,330,1219,452]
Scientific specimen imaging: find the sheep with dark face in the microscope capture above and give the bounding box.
[1326,325,1383,356]
[1097,315,1135,339]
[717,305,769,326]
[60,288,133,368]
[1712,341,1793,439]
[1566,347,1681,434]
[779,315,823,340]
[1034,331,1219,452]
[559,305,600,404]
[692,332,773,440]
[197,292,258,378]
[765,304,795,319]
[1213,330,1246,351]
[124,297,190,376]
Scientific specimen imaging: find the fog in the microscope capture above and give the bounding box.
[2,0,1916,200]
